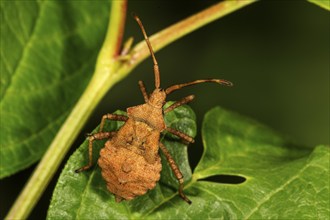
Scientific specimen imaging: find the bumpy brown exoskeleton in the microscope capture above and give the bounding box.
[75,15,233,204]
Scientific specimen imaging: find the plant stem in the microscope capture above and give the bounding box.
[127,0,256,73]
[6,0,256,219]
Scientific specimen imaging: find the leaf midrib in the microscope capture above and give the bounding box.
[75,169,97,219]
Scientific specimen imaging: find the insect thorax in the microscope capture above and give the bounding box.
[127,103,165,131]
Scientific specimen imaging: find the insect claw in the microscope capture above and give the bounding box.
[182,140,192,145]
[179,190,192,205]
[75,165,92,173]
[74,168,82,173]
[178,180,192,204]
[186,198,192,205]
[85,133,93,138]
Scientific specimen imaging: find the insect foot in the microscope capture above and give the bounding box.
[75,15,232,205]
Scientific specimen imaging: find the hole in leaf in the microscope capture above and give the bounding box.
[199,174,246,184]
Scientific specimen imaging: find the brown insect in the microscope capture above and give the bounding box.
[75,15,232,204]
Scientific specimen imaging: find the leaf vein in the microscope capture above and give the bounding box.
[196,184,242,215]
[243,161,312,219]
[75,170,96,219]
[0,1,43,102]
[2,109,68,150]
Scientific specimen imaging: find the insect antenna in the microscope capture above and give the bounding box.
[165,79,233,94]
[133,14,161,89]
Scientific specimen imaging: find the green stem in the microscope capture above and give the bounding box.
[127,0,256,73]
[6,0,256,219]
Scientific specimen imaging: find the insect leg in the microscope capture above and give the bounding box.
[159,142,192,204]
[138,80,149,103]
[164,95,195,114]
[166,127,195,144]
[75,132,116,173]
[100,114,128,132]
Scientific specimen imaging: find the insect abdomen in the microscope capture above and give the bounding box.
[98,144,162,201]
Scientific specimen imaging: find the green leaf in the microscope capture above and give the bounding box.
[193,107,329,219]
[48,106,329,219]
[0,0,110,178]
[308,0,330,10]
[47,103,197,219]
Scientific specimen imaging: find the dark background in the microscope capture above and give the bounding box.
[1,1,329,219]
